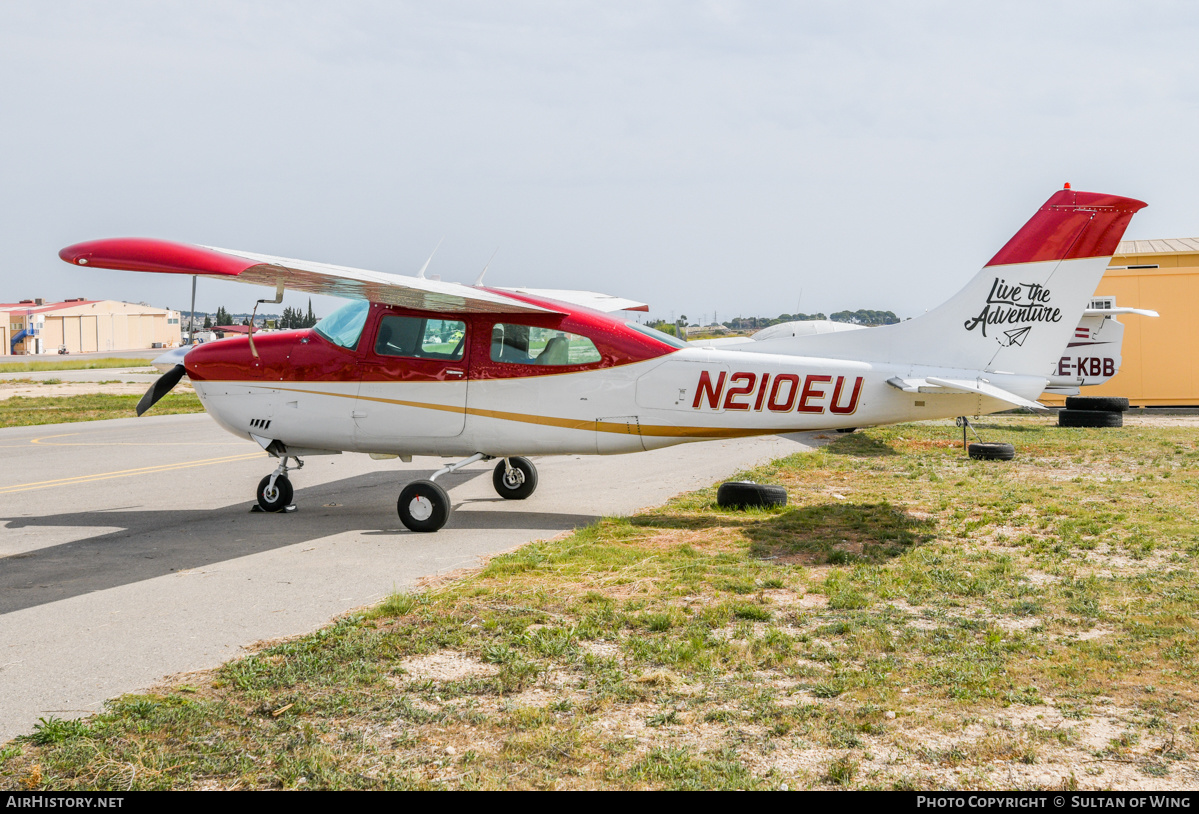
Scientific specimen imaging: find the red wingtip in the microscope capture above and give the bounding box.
[985,188,1147,267]
[58,238,255,277]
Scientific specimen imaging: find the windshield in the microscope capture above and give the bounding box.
[314,300,370,349]
[627,322,688,349]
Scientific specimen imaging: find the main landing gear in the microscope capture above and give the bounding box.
[397,454,539,533]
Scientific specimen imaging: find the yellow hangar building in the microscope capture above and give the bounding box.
[2,298,182,355]
[1044,238,1199,407]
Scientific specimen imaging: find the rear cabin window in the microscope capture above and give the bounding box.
[375,316,465,360]
[490,324,602,366]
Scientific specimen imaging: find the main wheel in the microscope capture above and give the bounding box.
[256,475,293,512]
[716,481,788,510]
[1058,409,1123,428]
[493,457,538,500]
[397,480,450,532]
[967,442,1016,461]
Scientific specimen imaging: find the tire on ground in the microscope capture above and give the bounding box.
[256,475,293,512]
[967,442,1016,461]
[1064,396,1129,412]
[492,456,538,500]
[716,481,788,509]
[1058,409,1124,428]
[397,479,451,532]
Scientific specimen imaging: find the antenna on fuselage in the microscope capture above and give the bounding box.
[474,248,499,286]
[416,237,444,280]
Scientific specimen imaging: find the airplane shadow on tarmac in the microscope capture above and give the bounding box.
[0,468,598,615]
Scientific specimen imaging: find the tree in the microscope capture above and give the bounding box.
[830,309,899,326]
[215,306,231,326]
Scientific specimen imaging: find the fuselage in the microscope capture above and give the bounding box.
[183,294,1043,460]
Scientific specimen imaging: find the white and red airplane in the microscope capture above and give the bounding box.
[59,185,1146,531]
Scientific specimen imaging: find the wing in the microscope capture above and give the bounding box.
[495,287,648,313]
[59,238,560,315]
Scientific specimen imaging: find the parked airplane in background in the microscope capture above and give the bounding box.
[59,185,1146,531]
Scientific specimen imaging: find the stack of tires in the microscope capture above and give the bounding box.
[1058,396,1128,428]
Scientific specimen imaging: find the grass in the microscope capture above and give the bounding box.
[3,415,1198,790]
[0,392,203,427]
[0,359,152,373]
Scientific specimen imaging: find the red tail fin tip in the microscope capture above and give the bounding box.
[986,188,1146,267]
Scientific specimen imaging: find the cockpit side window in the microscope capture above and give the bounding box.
[490,323,602,366]
[375,316,466,360]
[314,299,370,350]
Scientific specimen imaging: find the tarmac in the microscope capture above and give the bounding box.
[0,411,822,743]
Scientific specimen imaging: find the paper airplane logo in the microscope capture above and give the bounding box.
[1002,326,1031,347]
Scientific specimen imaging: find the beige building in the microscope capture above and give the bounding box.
[1041,238,1199,407]
[1,299,181,355]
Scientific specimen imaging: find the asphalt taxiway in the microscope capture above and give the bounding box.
[0,413,821,743]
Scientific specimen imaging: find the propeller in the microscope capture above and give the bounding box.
[136,363,187,416]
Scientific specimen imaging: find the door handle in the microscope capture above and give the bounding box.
[446,370,465,378]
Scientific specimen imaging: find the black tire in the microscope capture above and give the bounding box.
[256,475,293,512]
[1058,409,1123,428]
[1065,396,1129,412]
[492,457,538,500]
[716,481,788,510]
[967,442,1016,461]
[835,427,857,434]
[398,480,450,532]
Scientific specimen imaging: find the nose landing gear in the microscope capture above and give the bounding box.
[254,456,302,513]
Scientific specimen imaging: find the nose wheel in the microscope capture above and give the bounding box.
[255,456,301,512]
[256,474,293,511]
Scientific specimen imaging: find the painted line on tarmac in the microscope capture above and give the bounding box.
[15,432,245,448]
[0,452,265,495]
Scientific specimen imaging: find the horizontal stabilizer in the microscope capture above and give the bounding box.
[886,376,1047,412]
[926,376,1047,412]
[1082,306,1159,318]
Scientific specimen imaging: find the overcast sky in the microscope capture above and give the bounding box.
[3,1,1197,324]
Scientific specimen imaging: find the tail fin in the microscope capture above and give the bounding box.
[750,186,1147,374]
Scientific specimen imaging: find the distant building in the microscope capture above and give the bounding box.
[1043,238,1199,407]
[0,298,181,355]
